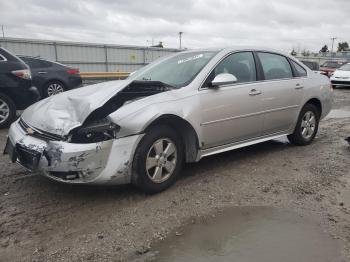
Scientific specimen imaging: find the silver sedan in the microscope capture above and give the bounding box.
[4,48,333,193]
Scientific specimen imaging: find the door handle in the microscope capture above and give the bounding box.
[249,89,262,96]
[38,71,48,74]
[295,83,304,89]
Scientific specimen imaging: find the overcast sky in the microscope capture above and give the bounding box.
[1,0,349,52]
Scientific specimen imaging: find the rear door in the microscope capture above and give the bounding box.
[255,52,305,135]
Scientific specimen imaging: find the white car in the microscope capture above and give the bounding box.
[4,47,333,193]
[331,63,350,87]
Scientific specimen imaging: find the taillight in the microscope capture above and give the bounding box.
[66,68,79,75]
[11,69,31,79]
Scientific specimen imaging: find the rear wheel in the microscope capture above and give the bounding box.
[45,81,65,97]
[287,103,320,146]
[0,93,16,128]
[132,125,184,193]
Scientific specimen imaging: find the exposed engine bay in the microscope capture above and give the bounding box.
[68,80,172,143]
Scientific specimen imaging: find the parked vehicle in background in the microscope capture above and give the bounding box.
[320,60,347,77]
[330,63,350,88]
[0,48,39,128]
[4,48,333,193]
[301,60,320,71]
[19,56,82,97]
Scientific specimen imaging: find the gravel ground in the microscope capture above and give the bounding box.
[0,89,349,261]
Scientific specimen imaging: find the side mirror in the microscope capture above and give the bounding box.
[211,73,237,87]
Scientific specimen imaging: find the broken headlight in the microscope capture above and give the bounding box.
[69,118,120,143]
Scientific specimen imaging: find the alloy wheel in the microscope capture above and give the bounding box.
[146,138,178,183]
[47,83,64,96]
[301,111,316,140]
[0,98,10,124]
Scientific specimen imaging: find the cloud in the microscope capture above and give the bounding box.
[1,0,349,52]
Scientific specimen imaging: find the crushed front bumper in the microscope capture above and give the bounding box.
[4,119,143,185]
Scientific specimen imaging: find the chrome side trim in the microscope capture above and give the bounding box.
[199,133,288,159]
[201,105,299,126]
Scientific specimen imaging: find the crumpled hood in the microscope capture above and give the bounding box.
[22,79,132,136]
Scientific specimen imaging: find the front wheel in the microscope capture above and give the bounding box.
[287,104,320,146]
[132,125,184,193]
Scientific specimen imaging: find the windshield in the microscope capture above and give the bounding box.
[339,64,350,71]
[321,61,344,69]
[130,51,218,88]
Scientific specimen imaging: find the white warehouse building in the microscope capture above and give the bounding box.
[0,37,180,72]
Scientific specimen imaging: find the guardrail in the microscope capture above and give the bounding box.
[80,72,130,79]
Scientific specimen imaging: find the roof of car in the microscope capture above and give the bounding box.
[181,47,292,57]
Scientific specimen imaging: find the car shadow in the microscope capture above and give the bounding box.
[35,138,292,200]
[182,138,291,179]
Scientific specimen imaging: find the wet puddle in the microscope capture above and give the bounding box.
[136,207,341,262]
[326,109,350,119]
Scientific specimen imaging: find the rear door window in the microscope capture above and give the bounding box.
[257,52,293,80]
[38,60,52,68]
[30,59,45,68]
[22,58,51,68]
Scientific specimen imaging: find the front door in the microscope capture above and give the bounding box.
[199,52,264,149]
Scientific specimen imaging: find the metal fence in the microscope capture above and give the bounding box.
[296,53,350,65]
[0,37,180,72]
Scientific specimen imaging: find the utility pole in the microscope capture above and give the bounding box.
[1,25,4,38]
[146,38,155,47]
[331,37,337,59]
[179,32,183,49]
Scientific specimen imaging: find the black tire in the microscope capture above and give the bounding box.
[44,81,65,97]
[287,103,320,146]
[132,125,184,194]
[0,93,16,129]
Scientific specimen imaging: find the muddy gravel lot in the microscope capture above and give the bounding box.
[0,89,349,261]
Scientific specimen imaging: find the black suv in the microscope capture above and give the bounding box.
[19,56,82,97]
[0,48,39,128]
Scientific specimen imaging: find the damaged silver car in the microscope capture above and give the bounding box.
[4,48,333,193]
